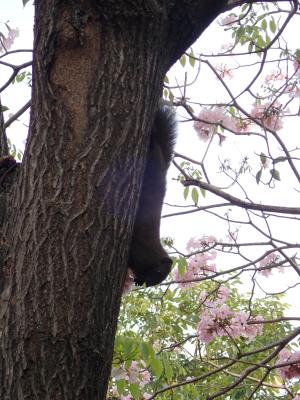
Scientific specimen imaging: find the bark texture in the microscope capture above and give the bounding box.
[0,0,227,399]
[0,97,9,157]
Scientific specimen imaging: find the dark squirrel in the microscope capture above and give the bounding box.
[129,106,176,287]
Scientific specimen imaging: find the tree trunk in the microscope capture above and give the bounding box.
[0,97,9,157]
[0,0,227,398]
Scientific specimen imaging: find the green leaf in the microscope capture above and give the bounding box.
[123,338,133,359]
[191,188,199,205]
[178,258,187,278]
[140,342,149,360]
[256,168,262,184]
[229,106,236,116]
[233,388,247,399]
[140,342,155,362]
[0,105,9,112]
[22,0,30,5]
[151,357,164,378]
[261,19,267,31]
[274,156,287,164]
[235,27,245,44]
[270,169,280,181]
[129,383,140,400]
[163,88,169,99]
[180,54,186,67]
[189,49,196,67]
[163,358,173,380]
[269,18,277,34]
[164,75,169,84]
[256,35,266,49]
[200,187,206,198]
[260,152,267,166]
[116,379,126,396]
[183,186,189,200]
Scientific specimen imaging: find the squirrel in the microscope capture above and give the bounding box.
[0,108,176,288]
[129,105,176,287]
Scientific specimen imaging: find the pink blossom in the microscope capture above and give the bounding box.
[199,291,214,307]
[292,395,300,400]
[227,229,238,242]
[234,118,253,133]
[265,70,285,83]
[199,286,230,307]
[1,28,19,51]
[215,63,234,79]
[286,84,300,98]
[197,305,263,343]
[142,394,152,400]
[188,253,216,271]
[244,316,263,340]
[293,60,300,78]
[186,236,216,252]
[175,237,218,288]
[277,349,300,380]
[120,395,132,400]
[251,102,284,131]
[221,13,237,26]
[128,361,151,388]
[174,252,216,288]
[220,42,233,52]
[258,253,279,276]
[127,361,140,384]
[217,286,230,303]
[194,107,236,141]
[140,370,151,387]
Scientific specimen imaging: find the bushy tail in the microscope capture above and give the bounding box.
[150,105,177,168]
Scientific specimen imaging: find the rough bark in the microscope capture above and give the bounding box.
[0,97,9,157]
[0,0,228,399]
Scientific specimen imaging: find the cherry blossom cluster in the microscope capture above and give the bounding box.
[250,101,284,131]
[193,100,287,142]
[174,236,217,288]
[221,13,238,26]
[199,285,230,307]
[277,349,300,380]
[286,61,300,97]
[294,60,300,78]
[258,252,282,277]
[0,25,19,53]
[193,107,237,142]
[215,63,233,79]
[264,69,285,83]
[197,287,263,344]
[110,361,152,400]
[197,304,263,343]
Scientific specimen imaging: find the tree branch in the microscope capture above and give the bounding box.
[4,100,31,129]
[183,178,300,215]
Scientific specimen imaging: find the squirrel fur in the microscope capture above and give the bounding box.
[129,106,176,287]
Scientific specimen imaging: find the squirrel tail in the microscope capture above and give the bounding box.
[151,105,177,167]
